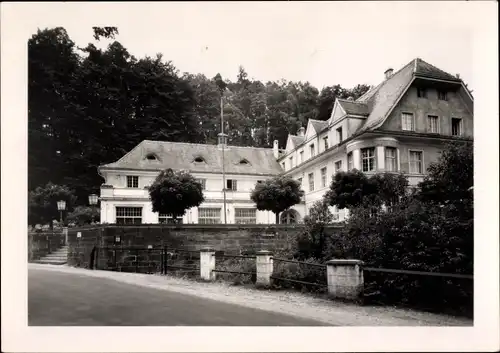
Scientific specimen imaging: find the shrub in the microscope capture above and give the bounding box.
[214,257,256,285]
[271,257,327,294]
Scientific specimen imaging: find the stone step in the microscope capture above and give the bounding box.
[47,251,68,256]
[33,259,67,265]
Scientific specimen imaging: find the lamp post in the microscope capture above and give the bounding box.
[57,200,66,227]
[88,193,98,224]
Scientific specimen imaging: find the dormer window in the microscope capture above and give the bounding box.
[145,153,158,161]
[193,156,206,163]
[417,87,427,98]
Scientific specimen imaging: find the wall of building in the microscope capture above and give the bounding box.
[381,85,473,137]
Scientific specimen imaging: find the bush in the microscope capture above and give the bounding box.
[214,257,256,285]
[271,257,327,294]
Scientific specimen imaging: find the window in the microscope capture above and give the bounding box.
[308,172,314,192]
[385,147,397,172]
[334,160,342,172]
[427,115,439,133]
[361,147,376,172]
[451,118,462,136]
[159,213,183,224]
[320,167,327,188]
[310,144,315,158]
[194,156,206,163]
[323,136,329,150]
[126,176,139,188]
[239,159,250,165]
[401,112,415,131]
[146,153,157,161]
[235,208,257,224]
[226,179,237,191]
[336,127,343,142]
[116,207,142,224]
[417,87,427,98]
[409,151,423,174]
[281,162,285,170]
[299,151,304,163]
[438,90,448,101]
[257,180,263,184]
[297,177,302,186]
[196,179,206,190]
[289,156,294,168]
[347,153,353,171]
[198,208,221,224]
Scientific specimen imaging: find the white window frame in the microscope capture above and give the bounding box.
[336,127,343,143]
[409,150,424,174]
[234,208,257,224]
[385,147,397,172]
[427,115,440,134]
[347,152,353,171]
[198,208,221,224]
[323,136,329,150]
[451,117,463,136]
[361,147,376,172]
[334,160,342,172]
[159,213,183,224]
[308,172,314,192]
[196,179,206,190]
[116,206,142,224]
[226,179,238,191]
[401,112,415,131]
[417,87,428,98]
[289,156,294,168]
[299,150,304,163]
[320,167,327,188]
[438,90,448,101]
[126,175,139,188]
[310,144,315,158]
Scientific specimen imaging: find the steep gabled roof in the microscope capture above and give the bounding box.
[413,58,461,82]
[308,119,328,133]
[100,140,283,175]
[290,135,305,147]
[337,99,369,116]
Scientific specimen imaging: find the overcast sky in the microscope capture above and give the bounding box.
[22,2,475,90]
[27,2,473,91]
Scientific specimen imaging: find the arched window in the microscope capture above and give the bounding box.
[280,209,299,224]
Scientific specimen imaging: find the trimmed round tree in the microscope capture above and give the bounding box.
[250,176,304,224]
[148,169,205,223]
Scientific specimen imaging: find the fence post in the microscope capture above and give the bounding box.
[326,259,364,301]
[255,250,273,288]
[199,247,216,281]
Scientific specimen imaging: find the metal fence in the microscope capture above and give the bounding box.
[213,252,257,283]
[93,247,199,276]
[271,257,328,291]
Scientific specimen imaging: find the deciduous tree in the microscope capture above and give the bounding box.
[250,176,304,224]
[148,169,205,223]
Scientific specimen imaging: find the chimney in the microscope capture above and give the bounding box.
[273,140,279,159]
[384,68,394,80]
[297,127,305,137]
[456,73,460,79]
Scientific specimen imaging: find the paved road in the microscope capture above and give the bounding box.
[28,268,327,326]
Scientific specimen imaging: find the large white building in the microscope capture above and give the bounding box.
[98,58,473,225]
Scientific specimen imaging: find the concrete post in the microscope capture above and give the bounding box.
[326,259,364,300]
[199,248,216,281]
[255,250,273,288]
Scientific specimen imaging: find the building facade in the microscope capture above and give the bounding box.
[98,58,473,224]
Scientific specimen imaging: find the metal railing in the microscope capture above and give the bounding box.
[363,266,473,279]
[212,252,256,279]
[271,257,328,289]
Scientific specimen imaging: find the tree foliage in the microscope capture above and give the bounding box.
[28,182,77,226]
[148,169,205,222]
[28,26,371,209]
[297,200,334,259]
[250,176,304,223]
[67,205,100,226]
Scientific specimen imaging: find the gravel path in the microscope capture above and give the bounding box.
[29,263,472,326]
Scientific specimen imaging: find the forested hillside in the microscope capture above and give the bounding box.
[29,27,371,204]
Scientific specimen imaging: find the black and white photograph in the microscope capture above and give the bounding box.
[1,1,499,352]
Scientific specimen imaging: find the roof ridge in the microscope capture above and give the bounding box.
[143,139,273,150]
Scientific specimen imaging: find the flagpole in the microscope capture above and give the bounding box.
[221,95,227,224]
